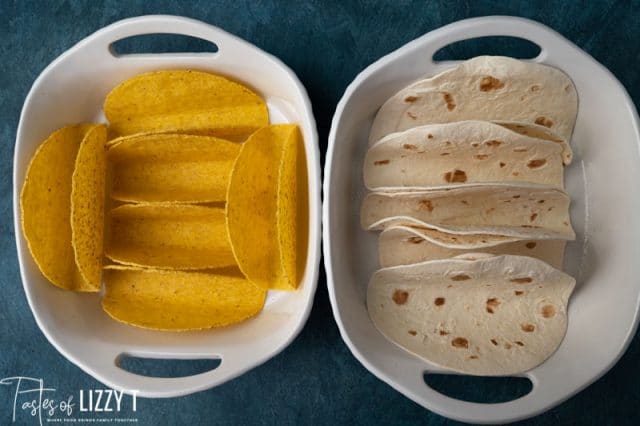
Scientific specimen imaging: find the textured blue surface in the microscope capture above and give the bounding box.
[2,1,640,425]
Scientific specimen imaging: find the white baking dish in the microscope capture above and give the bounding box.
[324,16,640,423]
[13,15,320,398]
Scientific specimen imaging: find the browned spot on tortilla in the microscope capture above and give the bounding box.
[468,355,479,360]
[442,92,456,111]
[530,213,538,222]
[515,341,525,346]
[405,236,424,244]
[530,85,540,92]
[451,274,471,281]
[474,154,489,160]
[440,152,450,156]
[521,225,539,228]
[515,290,524,296]
[434,297,445,306]
[439,330,449,336]
[511,277,533,284]
[479,75,505,91]
[427,133,433,139]
[565,84,572,92]
[542,305,556,318]
[404,96,419,103]
[490,338,498,346]
[461,200,469,205]
[485,207,495,214]
[525,242,537,249]
[471,142,479,147]
[512,171,520,176]
[563,221,569,226]
[418,199,434,212]
[445,141,452,146]
[499,162,506,168]
[444,169,467,183]
[451,337,469,348]
[538,199,545,204]
[407,111,417,120]
[548,206,554,211]
[403,144,418,150]
[527,159,547,168]
[408,330,417,336]
[513,195,520,199]
[447,284,453,288]
[521,323,536,332]
[535,116,554,128]
[392,290,409,305]
[486,297,500,314]
[374,159,390,166]
[485,139,502,147]
[504,342,513,349]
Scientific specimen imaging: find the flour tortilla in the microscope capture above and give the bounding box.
[361,185,575,240]
[379,226,565,269]
[494,121,571,164]
[369,56,578,144]
[368,120,572,165]
[367,254,575,375]
[365,121,565,191]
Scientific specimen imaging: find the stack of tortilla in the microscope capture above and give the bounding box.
[362,56,578,376]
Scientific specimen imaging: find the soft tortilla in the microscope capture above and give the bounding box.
[494,121,572,164]
[379,226,565,269]
[369,56,578,144]
[367,254,576,375]
[364,121,565,191]
[361,185,575,240]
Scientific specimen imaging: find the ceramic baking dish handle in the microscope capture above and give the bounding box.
[419,15,574,63]
[413,370,552,424]
[92,350,248,398]
[76,14,257,59]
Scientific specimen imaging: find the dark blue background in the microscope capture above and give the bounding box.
[2,1,639,424]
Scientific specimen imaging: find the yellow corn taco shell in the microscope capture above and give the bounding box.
[108,133,240,203]
[104,70,268,140]
[102,266,266,331]
[275,126,303,290]
[20,124,99,291]
[106,204,235,270]
[226,124,301,290]
[71,125,107,290]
